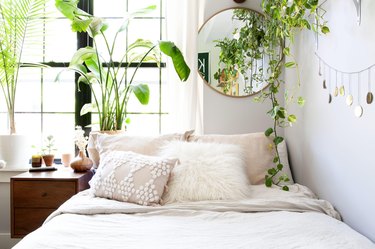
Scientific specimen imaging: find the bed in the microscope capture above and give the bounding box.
[13,132,375,249]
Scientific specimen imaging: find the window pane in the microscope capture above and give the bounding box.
[14,114,42,143]
[44,19,77,62]
[16,68,42,112]
[94,0,126,18]
[128,0,164,17]
[43,68,75,112]
[42,114,76,156]
[125,114,160,135]
[128,19,164,44]
[126,68,161,113]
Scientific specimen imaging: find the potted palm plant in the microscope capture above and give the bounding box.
[55,0,191,131]
[0,0,49,169]
[42,135,57,166]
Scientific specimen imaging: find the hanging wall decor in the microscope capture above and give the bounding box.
[316,53,374,118]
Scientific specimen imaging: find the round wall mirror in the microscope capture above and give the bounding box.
[198,8,269,97]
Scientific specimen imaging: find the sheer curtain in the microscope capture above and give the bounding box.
[165,0,204,134]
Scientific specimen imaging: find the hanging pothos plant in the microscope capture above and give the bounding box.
[233,0,329,190]
[212,1,329,190]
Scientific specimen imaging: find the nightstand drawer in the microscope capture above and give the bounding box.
[13,180,76,208]
[13,208,55,237]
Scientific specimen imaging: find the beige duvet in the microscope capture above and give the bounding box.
[13,184,374,249]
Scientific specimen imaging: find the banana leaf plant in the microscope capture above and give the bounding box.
[55,0,190,131]
[0,0,49,134]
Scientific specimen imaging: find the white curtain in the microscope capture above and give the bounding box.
[165,0,204,134]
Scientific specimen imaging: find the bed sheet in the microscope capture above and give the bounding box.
[13,184,375,249]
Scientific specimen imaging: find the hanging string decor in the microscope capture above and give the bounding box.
[315,52,375,118]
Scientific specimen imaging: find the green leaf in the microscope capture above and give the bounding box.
[55,0,79,20]
[308,0,319,7]
[297,96,306,106]
[70,47,97,66]
[118,5,156,33]
[277,164,284,170]
[283,47,290,56]
[88,17,105,37]
[288,114,297,123]
[72,17,92,33]
[282,186,289,191]
[301,19,311,29]
[285,61,296,68]
[321,26,330,34]
[273,136,284,145]
[131,84,150,105]
[158,41,191,81]
[80,103,97,116]
[267,168,277,175]
[265,128,274,137]
[265,177,273,187]
[273,156,279,163]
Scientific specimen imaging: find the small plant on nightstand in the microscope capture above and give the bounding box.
[42,135,57,166]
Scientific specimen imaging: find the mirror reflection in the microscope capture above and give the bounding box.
[198,8,269,97]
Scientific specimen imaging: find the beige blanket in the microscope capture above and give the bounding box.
[13,184,374,249]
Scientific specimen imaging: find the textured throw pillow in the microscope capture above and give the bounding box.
[159,141,250,204]
[188,133,294,185]
[89,151,178,206]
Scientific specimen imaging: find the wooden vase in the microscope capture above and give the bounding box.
[70,150,93,172]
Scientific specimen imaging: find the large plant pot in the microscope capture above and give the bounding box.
[0,135,31,169]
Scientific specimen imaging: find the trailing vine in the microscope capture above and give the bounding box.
[257,0,329,190]
[207,1,328,190]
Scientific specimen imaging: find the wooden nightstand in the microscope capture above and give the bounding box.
[10,166,93,238]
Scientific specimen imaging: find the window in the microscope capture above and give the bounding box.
[0,0,166,155]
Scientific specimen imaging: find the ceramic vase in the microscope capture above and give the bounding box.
[70,150,93,172]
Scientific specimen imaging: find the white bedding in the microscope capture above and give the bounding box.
[13,184,374,249]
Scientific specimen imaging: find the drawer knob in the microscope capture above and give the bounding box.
[41,192,47,197]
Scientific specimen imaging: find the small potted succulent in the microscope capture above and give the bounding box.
[42,135,57,166]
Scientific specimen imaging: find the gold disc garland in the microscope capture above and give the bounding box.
[316,52,375,118]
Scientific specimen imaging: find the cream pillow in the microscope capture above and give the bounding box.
[187,133,294,185]
[159,141,250,204]
[87,131,193,169]
[89,151,178,206]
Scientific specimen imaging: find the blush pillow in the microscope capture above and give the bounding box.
[89,151,178,206]
[159,141,250,204]
[87,131,193,169]
[187,132,294,185]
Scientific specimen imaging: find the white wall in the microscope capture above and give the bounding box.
[201,0,276,134]
[285,0,375,242]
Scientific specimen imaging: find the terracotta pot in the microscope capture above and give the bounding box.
[70,150,93,172]
[42,154,55,166]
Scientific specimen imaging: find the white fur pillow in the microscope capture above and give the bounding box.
[159,141,250,204]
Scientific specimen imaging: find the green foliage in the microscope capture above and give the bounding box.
[42,135,57,155]
[0,0,50,134]
[243,0,329,190]
[213,9,267,94]
[55,0,190,131]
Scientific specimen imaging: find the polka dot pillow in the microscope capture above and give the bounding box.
[90,151,178,206]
